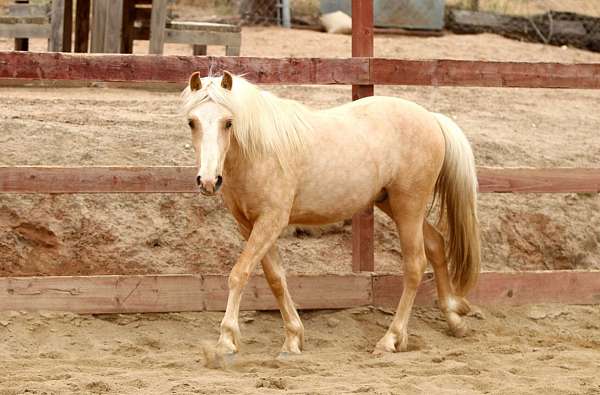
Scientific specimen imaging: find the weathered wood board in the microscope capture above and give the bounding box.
[1,167,599,194]
[0,274,372,313]
[373,271,600,307]
[1,271,598,314]
[1,52,600,89]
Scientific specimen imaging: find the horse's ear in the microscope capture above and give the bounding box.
[189,72,202,91]
[221,71,233,91]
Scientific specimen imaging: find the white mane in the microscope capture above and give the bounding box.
[181,74,313,169]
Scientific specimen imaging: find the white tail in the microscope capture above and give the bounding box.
[432,112,481,296]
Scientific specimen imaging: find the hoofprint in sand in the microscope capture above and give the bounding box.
[1,305,599,394]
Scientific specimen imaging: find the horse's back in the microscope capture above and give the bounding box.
[317,95,445,178]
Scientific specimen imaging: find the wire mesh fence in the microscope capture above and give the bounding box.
[238,0,290,26]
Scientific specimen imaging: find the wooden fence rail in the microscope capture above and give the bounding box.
[1,271,599,314]
[1,52,600,88]
[1,166,599,194]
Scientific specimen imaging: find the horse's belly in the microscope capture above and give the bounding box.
[290,164,383,225]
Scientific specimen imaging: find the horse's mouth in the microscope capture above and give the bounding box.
[198,186,218,196]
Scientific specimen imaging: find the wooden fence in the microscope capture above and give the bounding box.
[1,32,600,312]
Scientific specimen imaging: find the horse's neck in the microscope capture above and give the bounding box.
[223,134,299,180]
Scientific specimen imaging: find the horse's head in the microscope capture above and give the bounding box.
[184,71,235,196]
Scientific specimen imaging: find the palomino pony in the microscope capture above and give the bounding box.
[181,71,480,356]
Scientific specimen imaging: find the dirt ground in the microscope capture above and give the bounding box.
[1,304,599,394]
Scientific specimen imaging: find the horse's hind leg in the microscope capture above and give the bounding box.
[261,244,304,355]
[377,198,472,338]
[374,194,428,353]
[423,221,471,337]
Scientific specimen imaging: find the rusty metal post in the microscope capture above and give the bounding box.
[351,0,374,273]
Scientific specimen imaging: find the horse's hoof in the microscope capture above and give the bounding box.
[372,347,389,355]
[220,350,237,366]
[447,312,468,338]
[374,331,408,354]
[373,341,396,355]
[202,342,237,369]
[277,351,300,360]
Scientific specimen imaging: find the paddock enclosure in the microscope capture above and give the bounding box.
[1,1,600,393]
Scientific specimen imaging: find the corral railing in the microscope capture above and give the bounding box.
[1,51,599,313]
[2,52,600,88]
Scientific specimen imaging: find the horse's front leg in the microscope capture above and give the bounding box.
[216,212,288,355]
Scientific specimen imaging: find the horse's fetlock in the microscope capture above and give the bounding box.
[220,318,240,335]
[286,319,304,336]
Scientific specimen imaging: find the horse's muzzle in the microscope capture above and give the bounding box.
[196,175,223,196]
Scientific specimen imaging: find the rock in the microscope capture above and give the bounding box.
[326,317,340,328]
[320,11,352,35]
[527,306,569,321]
[256,377,287,390]
[376,307,395,316]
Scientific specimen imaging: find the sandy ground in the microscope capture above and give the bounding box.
[1,304,599,394]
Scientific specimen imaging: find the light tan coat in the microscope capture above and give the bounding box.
[182,72,480,361]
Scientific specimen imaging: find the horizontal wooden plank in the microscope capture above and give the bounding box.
[0,52,370,85]
[166,21,240,33]
[0,23,49,38]
[477,167,600,193]
[7,4,50,17]
[0,274,372,313]
[373,271,600,307]
[372,58,600,89]
[0,16,48,24]
[1,271,598,313]
[1,52,600,88]
[164,29,241,47]
[0,166,198,193]
[2,167,599,194]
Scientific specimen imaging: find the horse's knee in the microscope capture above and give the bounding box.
[228,269,250,290]
[403,255,427,288]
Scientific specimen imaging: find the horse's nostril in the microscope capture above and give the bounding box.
[216,176,223,188]
[196,175,202,186]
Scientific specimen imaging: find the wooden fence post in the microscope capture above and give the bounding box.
[351,0,375,273]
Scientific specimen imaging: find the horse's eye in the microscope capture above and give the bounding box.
[188,119,194,128]
[224,120,232,129]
